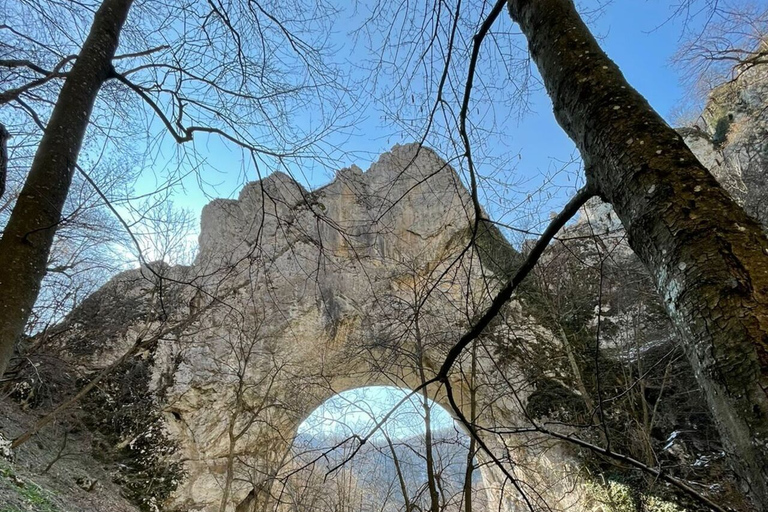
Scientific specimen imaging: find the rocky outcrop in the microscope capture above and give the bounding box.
[22,144,585,512]
[680,56,768,226]
[10,76,767,511]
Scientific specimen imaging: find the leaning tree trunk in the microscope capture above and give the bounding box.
[0,0,133,377]
[506,0,768,507]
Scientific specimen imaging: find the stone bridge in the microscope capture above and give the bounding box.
[45,144,586,511]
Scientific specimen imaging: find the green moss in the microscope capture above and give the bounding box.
[18,485,55,511]
[0,465,14,479]
[448,220,521,281]
[712,115,732,147]
[476,221,522,279]
[0,462,59,512]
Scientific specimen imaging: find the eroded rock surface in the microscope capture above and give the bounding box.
[12,98,766,511]
[27,144,573,511]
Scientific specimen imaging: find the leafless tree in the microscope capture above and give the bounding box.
[674,1,768,100]
[4,1,768,511]
[357,0,768,506]
[0,0,353,377]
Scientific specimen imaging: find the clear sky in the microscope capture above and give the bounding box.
[134,0,704,235]
[297,386,457,442]
[114,1,712,435]
[120,0,708,261]
[273,4,705,433]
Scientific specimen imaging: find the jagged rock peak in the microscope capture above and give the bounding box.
[196,143,473,268]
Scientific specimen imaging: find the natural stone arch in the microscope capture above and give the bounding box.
[39,144,588,512]
[272,385,489,512]
[164,294,501,512]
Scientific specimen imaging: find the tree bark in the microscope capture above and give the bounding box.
[415,313,441,512]
[0,123,9,200]
[463,342,478,512]
[421,389,442,512]
[506,0,768,507]
[0,0,133,377]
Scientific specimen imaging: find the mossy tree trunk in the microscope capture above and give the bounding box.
[506,0,768,507]
[0,0,134,377]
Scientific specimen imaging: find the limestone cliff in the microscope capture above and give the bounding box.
[15,144,570,512]
[680,54,768,226]
[4,61,766,511]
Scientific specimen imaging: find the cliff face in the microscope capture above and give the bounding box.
[6,61,767,512]
[21,144,572,512]
[680,56,768,226]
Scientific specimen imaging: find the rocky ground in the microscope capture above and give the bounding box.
[0,399,138,512]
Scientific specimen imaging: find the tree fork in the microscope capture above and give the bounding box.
[506,0,768,506]
[0,0,134,377]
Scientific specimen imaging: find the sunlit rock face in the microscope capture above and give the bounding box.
[196,144,474,270]
[40,143,586,512]
[31,113,762,510]
[680,59,768,227]
[163,144,510,511]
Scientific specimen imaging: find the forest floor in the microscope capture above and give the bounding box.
[0,398,138,512]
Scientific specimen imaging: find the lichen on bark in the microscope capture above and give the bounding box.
[507,0,768,506]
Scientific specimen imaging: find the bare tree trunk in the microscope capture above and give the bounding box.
[421,389,441,512]
[414,313,441,512]
[219,415,239,512]
[506,0,768,506]
[384,433,413,512]
[556,320,595,414]
[463,342,478,512]
[0,123,9,200]
[0,0,133,377]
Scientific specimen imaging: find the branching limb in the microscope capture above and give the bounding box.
[437,185,595,379]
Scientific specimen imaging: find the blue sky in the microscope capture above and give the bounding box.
[121,0,708,260]
[173,2,698,194]
[286,4,704,433]
[116,1,711,431]
[297,386,457,441]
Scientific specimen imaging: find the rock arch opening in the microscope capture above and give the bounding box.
[275,386,489,512]
[33,145,605,512]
